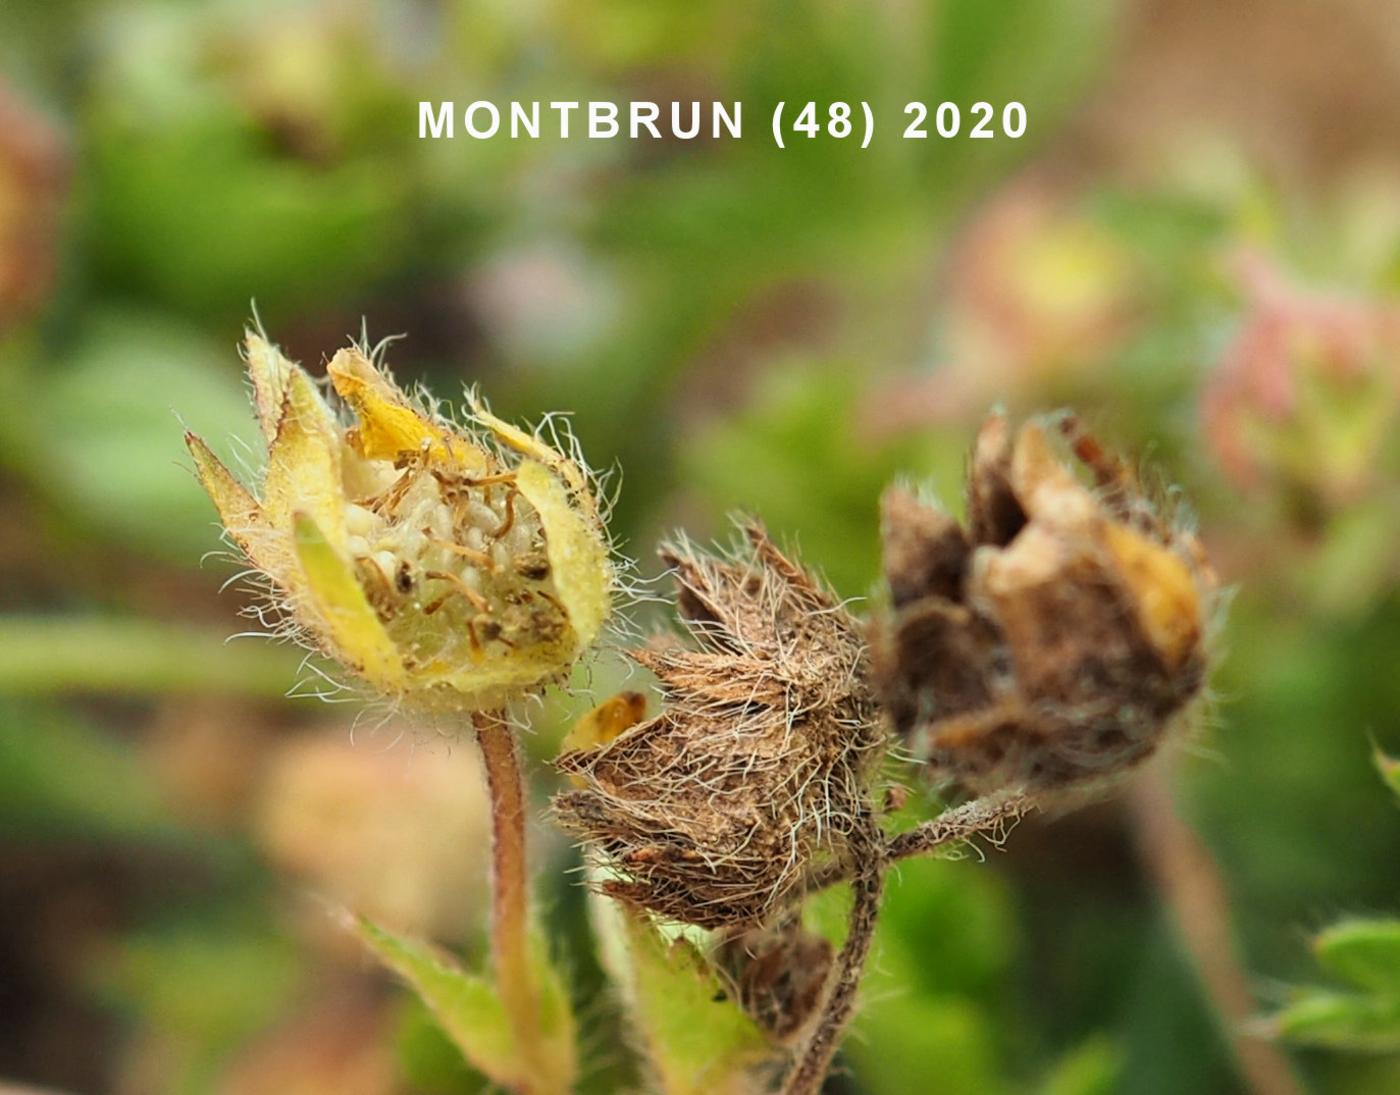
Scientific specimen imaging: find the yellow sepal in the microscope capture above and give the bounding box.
[186,432,274,565]
[516,460,610,647]
[292,512,406,690]
[424,647,580,712]
[1102,521,1201,668]
[244,332,304,443]
[263,367,346,550]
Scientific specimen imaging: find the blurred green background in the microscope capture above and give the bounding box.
[3,1,1400,1092]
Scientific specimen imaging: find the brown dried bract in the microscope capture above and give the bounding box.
[872,412,1217,792]
[715,914,834,1044]
[554,523,883,929]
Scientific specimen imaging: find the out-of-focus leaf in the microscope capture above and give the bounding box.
[802,854,1014,1095]
[0,702,175,840]
[591,896,771,1095]
[851,996,1005,1095]
[393,997,484,1095]
[1272,990,1400,1052]
[1314,920,1400,995]
[873,851,1016,998]
[27,311,253,563]
[1306,502,1400,616]
[0,617,301,698]
[684,363,958,597]
[104,927,300,1041]
[1037,1035,1123,1095]
[1272,920,1400,1055]
[1375,746,1400,803]
[83,5,416,322]
[922,0,1117,190]
[95,922,303,1094]
[350,914,576,1093]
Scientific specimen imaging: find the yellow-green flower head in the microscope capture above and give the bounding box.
[186,331,612,711]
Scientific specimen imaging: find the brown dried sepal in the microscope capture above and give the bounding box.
[873,413,1216,792]
[554,524,883,929]
[714,915,834,1044]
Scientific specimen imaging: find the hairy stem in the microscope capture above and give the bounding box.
[781,812,886,1095]
[885,792,1031,862]
[475,710,541,1095]
[805,792,1031,895]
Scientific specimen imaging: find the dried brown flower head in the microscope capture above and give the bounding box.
[873,412,1217,792]
[554,524,883,929]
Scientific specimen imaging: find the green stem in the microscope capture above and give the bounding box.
[475,710,543,1095]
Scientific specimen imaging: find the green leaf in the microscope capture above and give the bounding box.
[528,931,581,1094]
[1272,989,1400,1052]
[393,997,488,1094]
[1375,746,1400,802]
[0,702,176,841]
[1315,920,1400,994]
[683,363,959,597]
[0,616,300,699]
[24,311,255,563]
[850,996,1005,1095]
[1038,1035,1123,1095]
[95,922,304,1093]
[592,897,771,1095]
[349,914,523,1090]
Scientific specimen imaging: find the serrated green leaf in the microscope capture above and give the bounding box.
[350,913,575,1093]
[1314,920,1400,994]
[593,896,771,1095]
[1272,989,1400,1052]
[350,915,520,1090]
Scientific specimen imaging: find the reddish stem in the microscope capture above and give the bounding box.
[475,710,540,1094]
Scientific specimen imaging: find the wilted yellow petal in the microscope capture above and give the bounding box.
[292,512,406,690]
[561,692,647,761]
[515,460,610,646]
[472,403,588,497]
[1102,520,1201,668]
[263,367,346,550]
[328,348,488,473]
